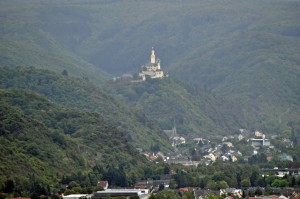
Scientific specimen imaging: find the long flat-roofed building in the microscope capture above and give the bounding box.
[63,194,89,199]
[90,189,149,199]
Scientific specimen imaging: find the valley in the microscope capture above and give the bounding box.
[1,0,300,198]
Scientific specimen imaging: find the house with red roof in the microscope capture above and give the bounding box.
[97,181,108,190]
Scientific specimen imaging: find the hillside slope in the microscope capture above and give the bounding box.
[0,1,108,84]
[0,66,170,149]
[0,89,147,186]
[3,1,299,75]
[1,0,299,133]
[108,78,249,135]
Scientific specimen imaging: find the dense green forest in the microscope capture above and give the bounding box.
[108,78,248,135]
[0,1,109,85]
[0,67,170,149]
[1,66,279,137]
[0,89,152,194]
[1,0,300,198]
[1,0,299,134]
[1,68,300,198]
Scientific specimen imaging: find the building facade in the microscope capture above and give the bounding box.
[139,47,166,80]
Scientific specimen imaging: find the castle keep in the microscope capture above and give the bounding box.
[139,47,166,80]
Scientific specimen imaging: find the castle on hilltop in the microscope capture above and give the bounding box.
[139,47,167,81]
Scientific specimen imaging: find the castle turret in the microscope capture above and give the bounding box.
[157,59,161,70]
[151,47,155,64]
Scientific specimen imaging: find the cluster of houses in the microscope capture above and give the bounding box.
[141,128,296,167]
[194,187,299,199]
[62,180,300,199]
[201,139,241,164]
[163,126,186,147]
[261,167,300,178]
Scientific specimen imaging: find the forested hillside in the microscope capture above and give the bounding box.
[1,90,300,196]
[1,0,299,133]
[0,89,150,190]
[1,1,300,197]
[0,67,170,149]
[0,1,108,84]
[108,78,248,135]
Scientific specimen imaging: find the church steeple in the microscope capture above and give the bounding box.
[151,47,155,64]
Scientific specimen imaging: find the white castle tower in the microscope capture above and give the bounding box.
[151,47,155,64]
